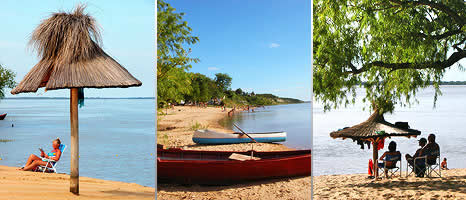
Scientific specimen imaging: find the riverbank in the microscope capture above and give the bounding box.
[156,105,311,200]
[157,106,292,151]
[0,165,154,200]
[313,168,466,199]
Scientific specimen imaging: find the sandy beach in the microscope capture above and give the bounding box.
[157,106,292,151]
[313,168,466,199]
[157,106,311,200]
[0,165,155,200]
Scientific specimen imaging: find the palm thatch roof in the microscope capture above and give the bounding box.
[330,110,421,140]
[11,5,141,95]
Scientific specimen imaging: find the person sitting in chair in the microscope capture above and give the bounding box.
[423,134,440,165]
[378,141,401,178]
[18,138,62,171]
[406,137,427,167]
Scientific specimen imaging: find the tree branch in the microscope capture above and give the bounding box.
[345,50,466,74]
[415,29,463,40]
[388,0,465,26]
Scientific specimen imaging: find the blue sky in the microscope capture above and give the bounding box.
[0,0,155,98]
[166,0,312,101]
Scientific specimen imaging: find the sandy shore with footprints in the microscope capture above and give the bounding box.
[313,168,466,199]
[0,165,154,200]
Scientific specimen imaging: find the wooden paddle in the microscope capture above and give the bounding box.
[233,123,258,143]
[232,123,258,159]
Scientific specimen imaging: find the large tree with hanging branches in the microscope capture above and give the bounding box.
[313,0,465,113]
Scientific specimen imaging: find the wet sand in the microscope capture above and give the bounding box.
[0,165,155,200]
[157,106,311,200]
[313,168,466,199]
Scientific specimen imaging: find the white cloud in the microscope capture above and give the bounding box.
[269,43,280,48]
[208,67,220,71]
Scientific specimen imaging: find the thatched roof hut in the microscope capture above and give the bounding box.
[330,111,421,140]
[11,5,141,95]
[10,5,141,194]
[329,109,421,179]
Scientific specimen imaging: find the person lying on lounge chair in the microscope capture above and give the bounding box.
[18,138,62,171]
[378,141,401,178]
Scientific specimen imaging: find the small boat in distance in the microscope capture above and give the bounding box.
[157,146,311,184]
[0,113,6,120]
[193,129,286,144]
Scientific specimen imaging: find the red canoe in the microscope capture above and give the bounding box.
[157,147,311,184]
[0,113,6,120]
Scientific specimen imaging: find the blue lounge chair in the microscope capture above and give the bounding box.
[378,154,402,178]
[36,144,67,173]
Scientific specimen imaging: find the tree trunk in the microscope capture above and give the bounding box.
[70,88,79,194]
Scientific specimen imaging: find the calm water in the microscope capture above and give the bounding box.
[222,103,312,149]
[0,98,155,187]
[313,86,466,176]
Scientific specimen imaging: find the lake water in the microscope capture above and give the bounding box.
[222,103,312,149]
[313,86,466,176]
[0,98,155,187]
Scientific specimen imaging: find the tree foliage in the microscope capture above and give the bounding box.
[0,64,16,100]
[214,73,232,93]
[313,0,465,114]
[157,0,199,105]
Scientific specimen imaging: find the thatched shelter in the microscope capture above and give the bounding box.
[330,109,421,178]
[11,5,141,194]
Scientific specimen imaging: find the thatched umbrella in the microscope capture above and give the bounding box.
[11,6,141,194]
[330,109,421,179]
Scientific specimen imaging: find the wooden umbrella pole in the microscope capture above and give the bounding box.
[372,140,379,179]
[70,88,79,194]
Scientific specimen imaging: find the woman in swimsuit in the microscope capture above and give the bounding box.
[19,138,62,171]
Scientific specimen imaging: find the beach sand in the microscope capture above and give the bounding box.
[313,168,466,199]
[157,106,292,151]
[157,106,311,200]
[0,165,155,200]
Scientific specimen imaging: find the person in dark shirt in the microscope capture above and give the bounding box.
[422,134,440,165]
[410,134,440,177]
[406,137,427,167]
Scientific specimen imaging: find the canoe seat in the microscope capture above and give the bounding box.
[228,153,261,161]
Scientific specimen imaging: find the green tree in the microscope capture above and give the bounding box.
[235,88,243,95]
[186,73,213,103]
[157,0,199,106]
[214,73,232,93]
[313,0,465,114]
[0,64,16,100]
[157,67,191,106]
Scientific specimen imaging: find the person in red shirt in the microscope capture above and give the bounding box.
[441,158,449,170]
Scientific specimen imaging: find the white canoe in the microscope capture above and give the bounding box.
[193,129,287,144]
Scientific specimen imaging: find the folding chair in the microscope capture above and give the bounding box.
[36,144,67,173]
[406,151,441,178]
[378,154,402,178]
[424,150,441,178]
[406,157,416,177]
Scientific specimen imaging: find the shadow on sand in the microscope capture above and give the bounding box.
[158,176,310,193]
[345,175,466,193]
